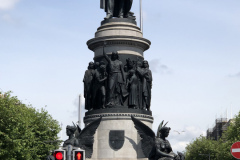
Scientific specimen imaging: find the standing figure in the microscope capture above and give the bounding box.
[94,65,108,109]
[127,70,138,109]
[103,50,125,106]
[83,62,95,111]
[140,60,152,111]
[100,0,133,19]
[136,61,143,109]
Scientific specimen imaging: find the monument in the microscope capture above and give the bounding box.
[83,1,152,159]
[46,1,185,160]
[81,1,184,160]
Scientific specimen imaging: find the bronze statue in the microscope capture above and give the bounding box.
[131,116,185,160]
[63,125,79,147]
[63,118,102,158]
[127,70,138,109]
[136,61,143,109]
[103,48,126,106]
[137,60,152,111]
[93,65,108,109]
[83,62,95,111]
[100,0,133,19]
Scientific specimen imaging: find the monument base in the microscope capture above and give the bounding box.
[84,108,153,160]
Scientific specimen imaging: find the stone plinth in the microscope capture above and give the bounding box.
[87,18,151,61]
[84,108,153,160]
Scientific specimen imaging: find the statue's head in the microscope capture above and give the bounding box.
[88,62,94,69]
[111,51,119,60]
[159,127,171,138]
[94,62,100,69]
[66,125,77,136]
[126,58,133,69]
[142,60,149,68]
[100,65,106,72]
[100,61,106,66]
[137,61,142,67]
[129,69,135,76]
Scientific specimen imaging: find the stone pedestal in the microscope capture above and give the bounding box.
[87,18,151,62]
[84,109,153,160]
[84,18,152,160]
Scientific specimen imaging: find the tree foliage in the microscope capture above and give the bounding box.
[0,91,61,160]
[185,111,240,160]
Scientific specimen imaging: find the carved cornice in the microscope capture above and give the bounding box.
[87,36,151,52]
[84,113,154,124]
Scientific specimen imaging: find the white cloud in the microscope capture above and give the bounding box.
[229,72,240,78]
[0,0,19,10]
[168,126,205,152]
[149,59,173,74]
[1,14,13,22]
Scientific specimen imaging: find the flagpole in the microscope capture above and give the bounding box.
[140,0,143,32]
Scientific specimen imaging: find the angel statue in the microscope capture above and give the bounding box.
[63,117,102,158]
[131,116,185,160]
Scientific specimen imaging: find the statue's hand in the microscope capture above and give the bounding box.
[174,155,180,160]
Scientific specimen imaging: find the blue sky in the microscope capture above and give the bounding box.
[1,0,240,152]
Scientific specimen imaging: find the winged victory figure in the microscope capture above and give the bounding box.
[63,117,102,158]
[131,116,185,160]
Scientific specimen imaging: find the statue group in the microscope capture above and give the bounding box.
[83,47,152,111]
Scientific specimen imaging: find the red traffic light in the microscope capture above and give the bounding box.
[76,152,82,160]
[73,149,85,160]
[54,151,63,160]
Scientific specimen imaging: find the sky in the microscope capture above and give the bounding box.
[0,0,240,153]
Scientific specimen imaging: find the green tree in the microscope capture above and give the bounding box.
[185,135,218,160]
[0,91,61,160]
[185,112,240,160]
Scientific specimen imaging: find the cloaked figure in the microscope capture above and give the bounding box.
[103,48,126,106]
[94,64,108,109]
[127,70,138,109]
[137,60,152,111]
[136,61,143,109]
[83,62,95,111]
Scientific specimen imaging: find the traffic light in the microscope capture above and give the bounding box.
[53,149,66,160]
[73,149,85,160]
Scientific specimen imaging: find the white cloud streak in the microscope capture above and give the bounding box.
[0,0,19,10]
[168,126,205,152]
[149,59,173,74]
[229,72,240,78]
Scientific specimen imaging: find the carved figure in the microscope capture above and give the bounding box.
[103,49,126,106]
[63,124,79,147]
[83,62,95,110]
[137,60,152,111]
[100,0,133,19]
[93,65,108,109]
[127,70,138,108]
[136,61,143,109]
[131,116,185,160]
[63,118,102,158]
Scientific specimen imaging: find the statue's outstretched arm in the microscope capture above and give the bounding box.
[103,45,111,62]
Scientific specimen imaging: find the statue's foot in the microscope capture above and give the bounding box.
[118,14,124,18]
[104,14,113,19]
